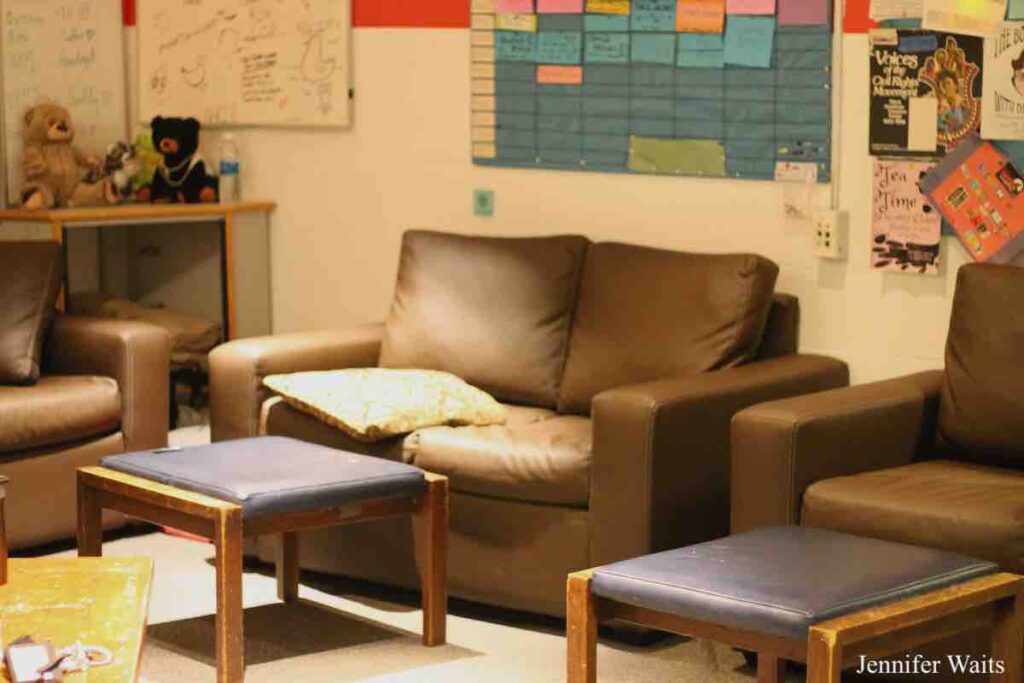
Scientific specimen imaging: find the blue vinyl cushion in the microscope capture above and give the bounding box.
[101,436,427,517]
[591,526,997,640]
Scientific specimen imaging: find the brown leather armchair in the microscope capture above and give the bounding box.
[732,263,1024,575]
[0,242,170,550]
[211,231,849,616]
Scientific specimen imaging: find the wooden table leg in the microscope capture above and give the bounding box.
[76,472,103,557]
[0,495,7,586]
[757,653,787,683]
[807,628,842,683]
[215,507,244,683]
[567,570,597,683]
[992,585,1024,682]
[416,474,448,646]
[276,531,300,602]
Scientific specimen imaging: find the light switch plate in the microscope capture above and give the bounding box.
[473,189,495,218]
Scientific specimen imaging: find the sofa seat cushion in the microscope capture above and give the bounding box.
[558,243,779,415]
[378,231,590,409]
[802,460,1024,572]
[405,404,592,508]
[0,375,121,452]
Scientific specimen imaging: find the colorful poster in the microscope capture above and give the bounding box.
[922,0,1006,38]
[869,30,983,157]
[919,134,1024,263]
[872,159,942,275]
[982,23,1024,140]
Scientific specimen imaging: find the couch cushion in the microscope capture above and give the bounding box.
[939,264,1024,469]
[801,460,1024,572]
[0,241,63,385]
[558,243,779,415]
[0,375,121,452]
[378,231,590,409]
[405,404,592,508]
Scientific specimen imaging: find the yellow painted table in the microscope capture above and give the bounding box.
[0,557,152,682]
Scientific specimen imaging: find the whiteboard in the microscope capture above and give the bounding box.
[0,0,128,203]
[137,0,351,128]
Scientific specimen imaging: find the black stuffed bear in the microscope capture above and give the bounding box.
[139,116,218,204]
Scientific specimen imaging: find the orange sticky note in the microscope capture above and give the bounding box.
[537,65,584,84]
[677,0,726,32]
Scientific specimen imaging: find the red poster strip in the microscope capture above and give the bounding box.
[353,0,470,28]
[123,0,135,27]
[843,0,878,33]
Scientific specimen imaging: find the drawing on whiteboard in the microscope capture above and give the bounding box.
[139,0,350,127]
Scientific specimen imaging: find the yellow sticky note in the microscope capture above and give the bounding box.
[496,13,539,31]
[587,0,632,13]
[677,0,726,32]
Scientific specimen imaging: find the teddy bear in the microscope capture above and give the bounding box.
[19,102,116,209]
[137,116,218,204]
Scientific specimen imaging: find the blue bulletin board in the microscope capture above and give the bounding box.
[470,0,834,182]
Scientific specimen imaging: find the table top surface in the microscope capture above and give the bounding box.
[0,557,152,682]
[0,201,275,224]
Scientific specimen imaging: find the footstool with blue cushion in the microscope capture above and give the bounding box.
[567,526,1023,683]
[76,436,448,683]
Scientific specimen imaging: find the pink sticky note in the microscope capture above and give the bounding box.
[726,0,775,14]
[537,65,584,84]
[496,0,534,12]
[537,0,584,13]
[778,0,830,25]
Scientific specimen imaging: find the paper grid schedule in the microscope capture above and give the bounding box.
[471,0,833,181]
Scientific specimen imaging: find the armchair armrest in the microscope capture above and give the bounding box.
[209,324,384,442]
[589,354,849,567]
[45,315,171,452]
[730,370,944,535]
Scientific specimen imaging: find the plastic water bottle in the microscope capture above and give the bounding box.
[218,134,241,203]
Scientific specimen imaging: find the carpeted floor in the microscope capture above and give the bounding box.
[45,531,761,682]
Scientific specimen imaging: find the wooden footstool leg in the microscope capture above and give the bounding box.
[991,584,1024,682]
[215,507,245,683]
[757,653,787,683]
[807,628,841,683]
[415,474,448,646]
[277,531,300,602]
[567,571,597,683]
[76,472,103,557]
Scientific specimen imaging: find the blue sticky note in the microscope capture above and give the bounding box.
[496,31,538,62]
[537,31,583,64]
[677,33,724,68]
[724,16,775,68]
[631,33,676,64]
[1011,0,1024,19]
[584,14,630,31]
[586,33,631,63]
[632,0,676,31]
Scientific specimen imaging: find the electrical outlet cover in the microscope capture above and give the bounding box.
[474,189,495,217]
[814,210,847,260]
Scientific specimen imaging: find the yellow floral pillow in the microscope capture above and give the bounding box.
[263,368,508,442]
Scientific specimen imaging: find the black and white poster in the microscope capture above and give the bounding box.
[982,23,1024,140]
[869,30,984,157]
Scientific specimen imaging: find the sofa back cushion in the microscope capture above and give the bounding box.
[0,241,62,385]
[557,243,779,415]
[939,264,1024,468]
[379,230,590,408]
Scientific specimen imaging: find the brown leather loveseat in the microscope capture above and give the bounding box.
[0,241,170,548]
[732,263,1024,575]
[211,231,849,616]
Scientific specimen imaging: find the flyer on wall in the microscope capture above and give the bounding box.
[982,23,1024,140]
[919,134,1024,263]
[869,30,984,157]
[872,159,942,275]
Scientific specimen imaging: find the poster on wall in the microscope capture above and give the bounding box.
[869,30,983,157]
[872,159,942,274]
[919,134,1024,262]
[982,23,1024,140]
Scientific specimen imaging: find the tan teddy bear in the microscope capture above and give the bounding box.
[20,102,116,209]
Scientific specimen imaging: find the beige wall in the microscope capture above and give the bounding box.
[223,29,1019,384]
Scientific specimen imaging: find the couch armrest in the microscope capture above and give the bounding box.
[730,370,944,535]
[589,354,849,566]
[209,324,384,442]
[45,315,171,452]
